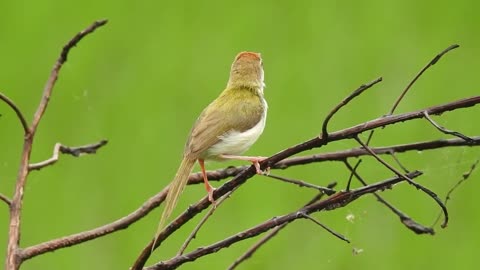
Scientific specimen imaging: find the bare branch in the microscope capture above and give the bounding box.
[28,140,108,171]
[344,160,434,235]
[298,212,350,243]
[354,136,448,228]
[433,159,479,227]
[20,187,167,261]
[228,182,337,270]
[2,95,471,268]
[264,174,336,195]
[6,20,108,270]
[0,92,29,134]
[273,136,480,169]
[0,193,12,207]
[30,19,108,133]
[389,44,459,114]
[132,96,479,269]
[321,77,383,138]
[177,190,234,256]
[145,171,422,270]
[423,111,473,142]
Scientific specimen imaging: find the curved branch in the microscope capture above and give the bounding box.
[0,92,29,134]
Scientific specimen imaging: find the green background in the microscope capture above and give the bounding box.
[1,1,479,269]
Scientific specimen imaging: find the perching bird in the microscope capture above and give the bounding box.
[156,51,268,239]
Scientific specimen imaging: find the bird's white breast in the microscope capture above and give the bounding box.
[207,98,267,158]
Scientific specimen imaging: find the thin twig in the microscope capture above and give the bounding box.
[0,92,29,134]
[265,174,336,195]
[423,111,473,142]
[344,160,434,235]
[177,190,234,256]
[145,171,422,270]
[298,212,350,243]
[433,159,479,227]
[321,77,383,138]
[354,136,448,228]
[389,44,460,114]
[30,19,108,133]
[346,159,362,191]
[28,140,108,171]
[0,193,12,207]
[388,151,410,173]
[228,182,337,270]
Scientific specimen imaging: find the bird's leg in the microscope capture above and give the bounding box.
[219,154,267,174]
[198,159,216,203]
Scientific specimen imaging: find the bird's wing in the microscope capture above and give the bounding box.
[185,88,264,157]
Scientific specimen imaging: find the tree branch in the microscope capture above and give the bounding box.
[132,95,479,269]
[146,171,422,270]
[28,140,108,171]
[321,77,382,138]
[6,20,108,270]
[0,92,29,134]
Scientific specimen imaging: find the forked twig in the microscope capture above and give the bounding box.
[145,172,422,270]
[28,140,108,171]
[354,136,448,228]
[6,20,108,270]
[177,190,235,256]
[228,182,337,270]
[423,111,473,142]
[344,160,434,235]
[321,77,383,138]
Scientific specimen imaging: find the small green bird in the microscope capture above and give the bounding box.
[156,51,268,235]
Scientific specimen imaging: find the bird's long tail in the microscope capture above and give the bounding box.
[154,157,196,247]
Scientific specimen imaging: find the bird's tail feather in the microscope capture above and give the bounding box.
[153,157,196,248]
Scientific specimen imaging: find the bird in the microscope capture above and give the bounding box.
[155,51,268,239]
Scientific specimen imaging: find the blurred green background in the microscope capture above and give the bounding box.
[1,1,479,269]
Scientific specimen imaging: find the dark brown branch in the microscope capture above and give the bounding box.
[6,96,474,267]
[28,140,108,171]
[0,92,29,134]
[0,193,12,207]
[18,136,474,264]
[321,77,382,138]
[389,44,459,114]
[132,96,479,269]
[6,20,108,270]
[423,111,473,142]
[145,171,422,270]
[265,174,336,195]
[273,136,480,169]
